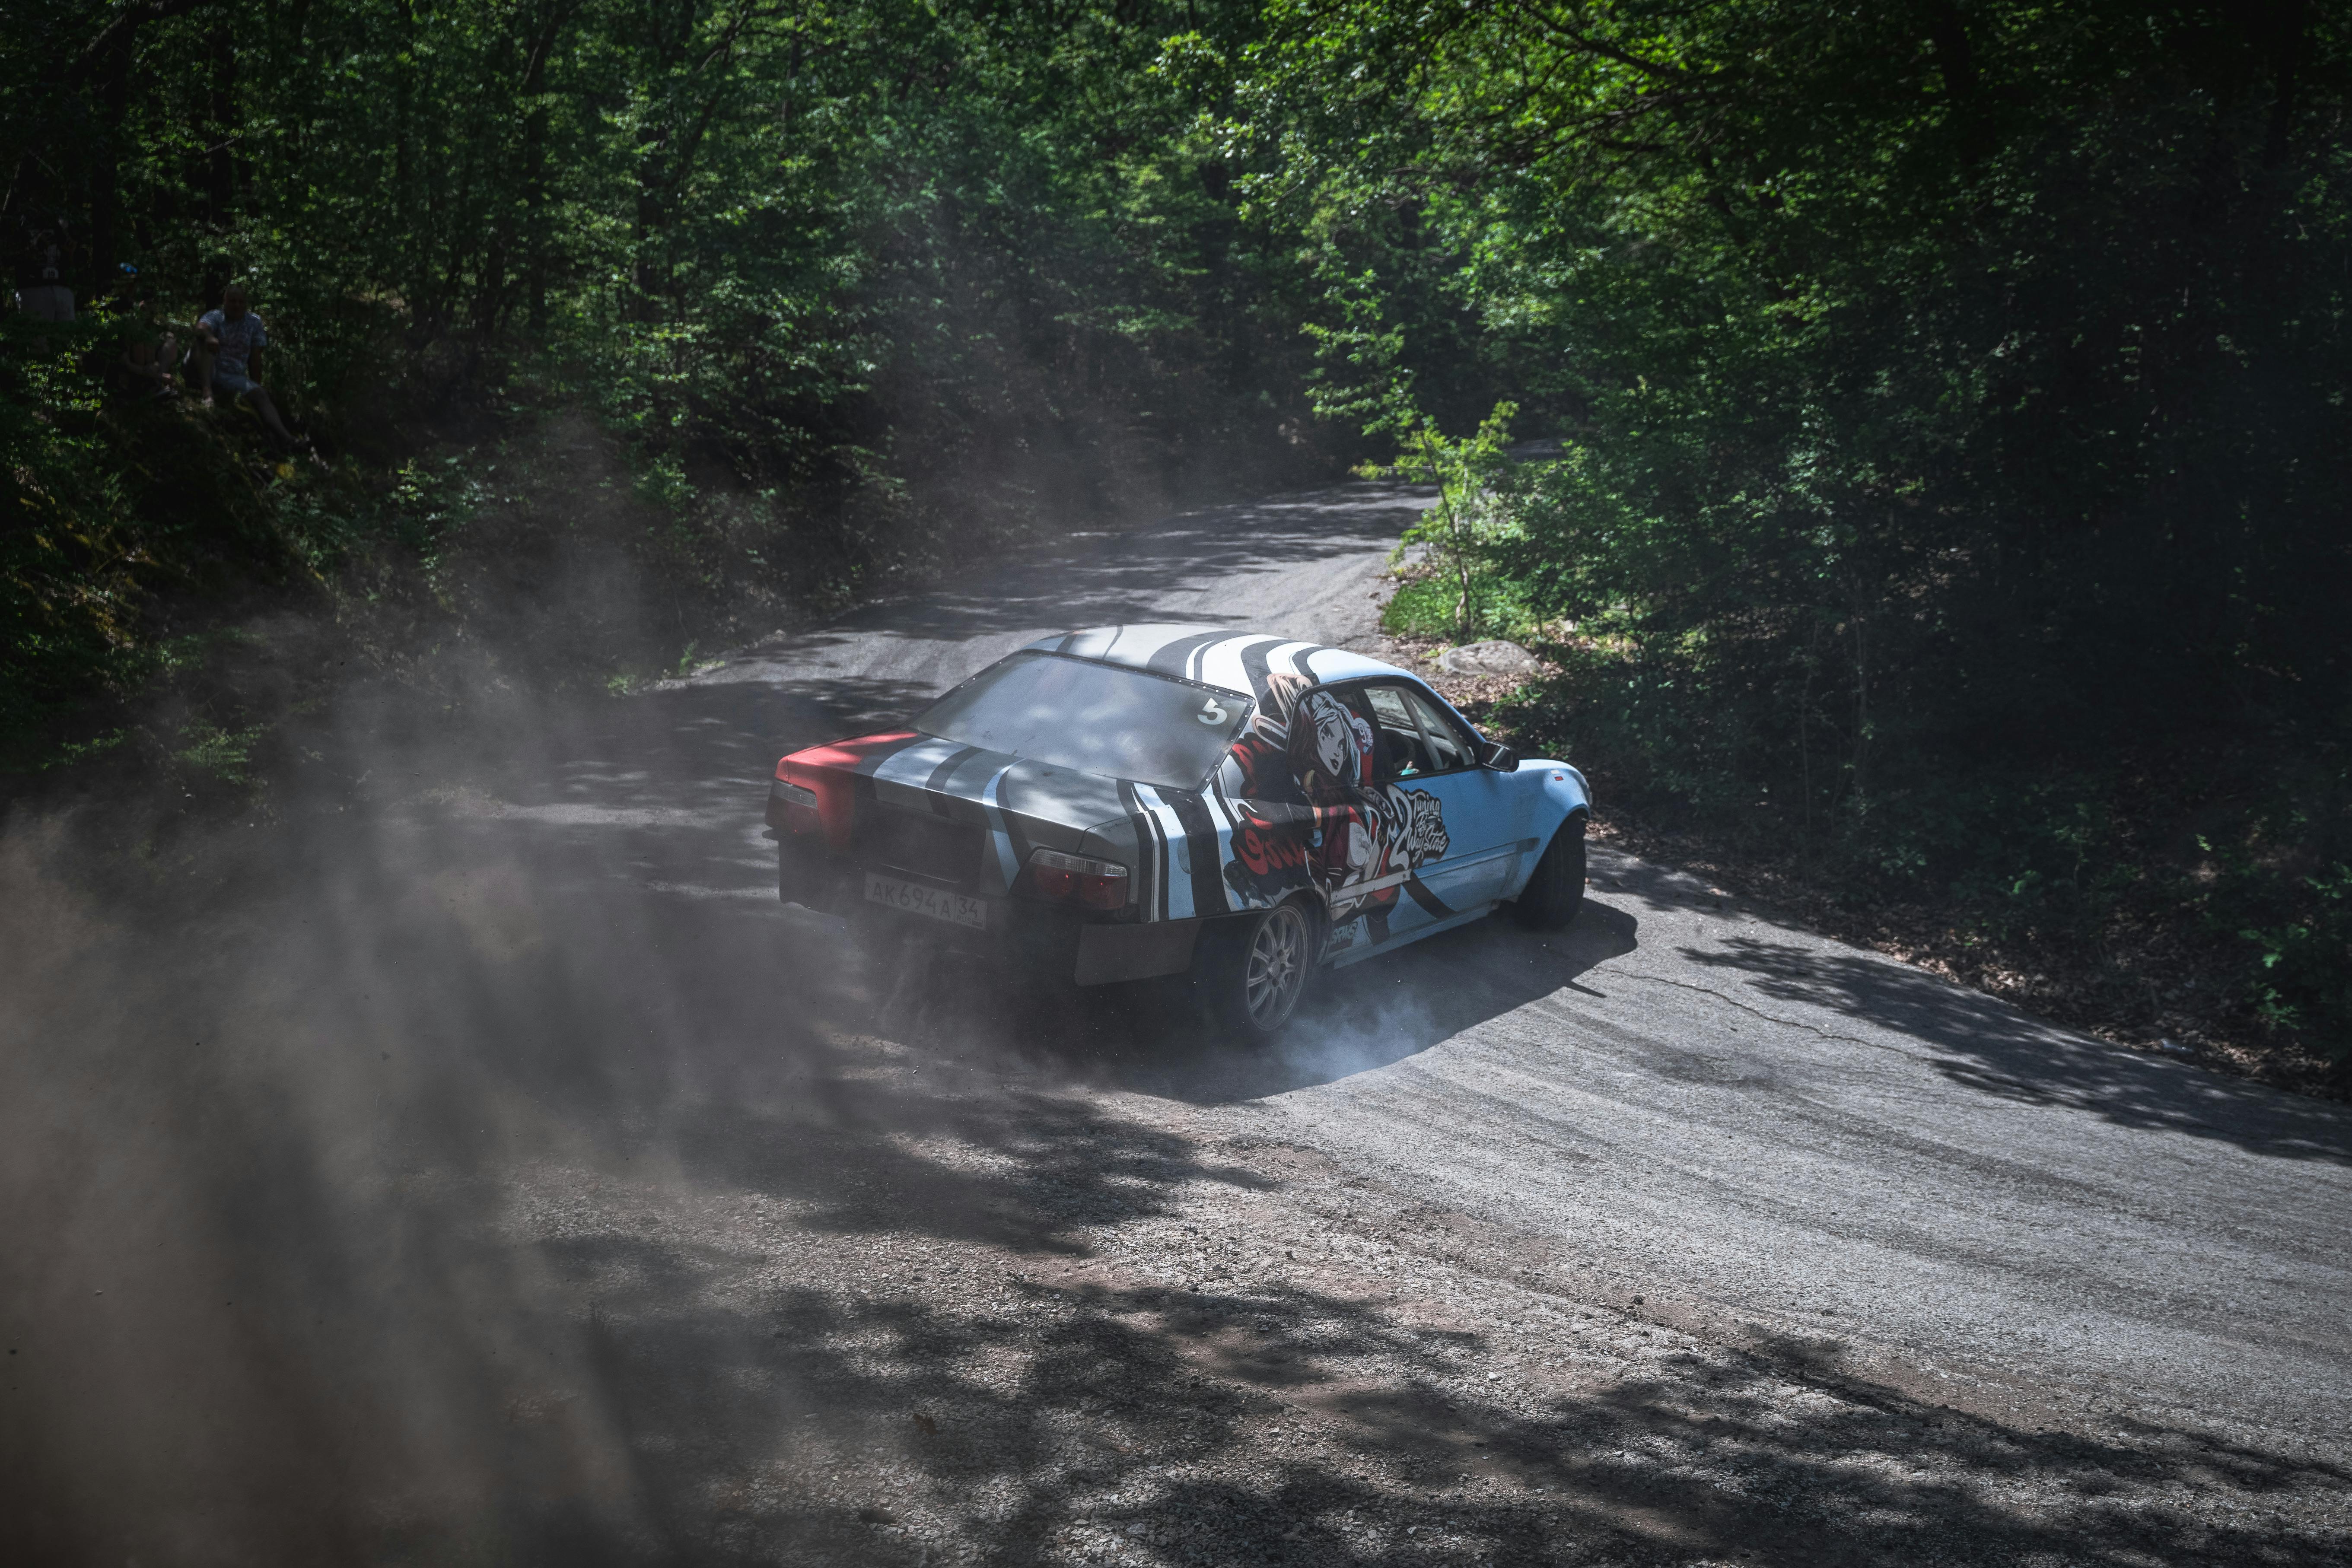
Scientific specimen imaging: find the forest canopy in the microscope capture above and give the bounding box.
[5,0,2347,1067]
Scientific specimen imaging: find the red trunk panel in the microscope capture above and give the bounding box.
[775,731,916,849]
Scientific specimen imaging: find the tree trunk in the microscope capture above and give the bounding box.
[89,43,131,293]
[2257,0,2310,168]
[1928,3,1987,168]
[1849,611,1871,812]
[206,27,237,229]
[517,0,577,334]
[1798,625,1817,853]
[1452,509,1475,641]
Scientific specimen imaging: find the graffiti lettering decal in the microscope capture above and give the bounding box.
[1235,823,1306,878]
[1399,789,1450,862]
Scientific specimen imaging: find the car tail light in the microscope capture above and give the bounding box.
[771,778,820,833]
[1023,848,1130,910]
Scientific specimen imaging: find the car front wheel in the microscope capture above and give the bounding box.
[1203,900,1317,1039]
[1513,814,1587,929]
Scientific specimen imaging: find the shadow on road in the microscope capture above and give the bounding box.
[701,483,1431,672]
[15,471,2347,1565]
[453,656,2352,1186]
[532,1056,2352,1568]
[818,895,1639,1108]
[1680,934,2352,1167]
[10,692,2348,1566]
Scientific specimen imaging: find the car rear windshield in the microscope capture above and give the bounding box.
[917,651,1252,789]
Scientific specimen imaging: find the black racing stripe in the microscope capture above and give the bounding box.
[1012,817,1039,875]
[1239,639,1279,699]
[1402,876,1453,918]
[1117,779,1165,920]
[1186,632,1254,689]
[1280,642,1333,681]
[1164,788,1226,916]
[1052,632,1077,653]
[1144,630,1228,679]
[852,734,928,776]
[1189,632,1260,684]
[923,744,982,811]
[1114,780,1141,910]
[941,747,1010,798]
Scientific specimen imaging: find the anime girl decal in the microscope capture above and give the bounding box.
[1212,674,1449,946]
[1290,687,1375,797]
[1212,673,1316,910]
[1287,687,1382,918]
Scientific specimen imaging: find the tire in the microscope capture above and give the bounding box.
[1202,900,1318,1040]
[1513,814,1587,929]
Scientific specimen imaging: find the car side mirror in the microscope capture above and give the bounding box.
[1477,740,1518,771]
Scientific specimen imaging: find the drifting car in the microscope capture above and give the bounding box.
[767,625,1592,1037]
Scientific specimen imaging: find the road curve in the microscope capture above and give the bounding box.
[605,478,2352,1458]
[18,479,2349,1568]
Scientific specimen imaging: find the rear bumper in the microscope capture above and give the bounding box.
[779,837,1199,986]
[1075,919,1200,986]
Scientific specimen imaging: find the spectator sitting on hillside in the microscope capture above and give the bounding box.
[193,283,297,447]
[117,290,181,401]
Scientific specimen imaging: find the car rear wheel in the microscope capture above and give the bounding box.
[1203,900,1317,1039]
[1513,814,1587,929]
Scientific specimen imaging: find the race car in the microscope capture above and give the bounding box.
[767,625,1592,1037]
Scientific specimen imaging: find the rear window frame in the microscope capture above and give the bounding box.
[915,651,1257,791]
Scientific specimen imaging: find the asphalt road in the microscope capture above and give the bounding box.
[176,477,2341,1564]
[491,475,2350,1440]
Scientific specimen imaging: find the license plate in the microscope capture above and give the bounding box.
[863,872,988,930]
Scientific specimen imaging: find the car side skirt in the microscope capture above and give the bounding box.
[1327,901,1502,968]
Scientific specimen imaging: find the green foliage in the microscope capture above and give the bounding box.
[2241,869,2352,1022]
[1236,0,2352,1058]
[3,0,1331,761]
[384,456,487,568]
[1300,268,1419,437]
[172,719,262,785]
[5,0,2346,1059]
[1371,401,1523,643]
[0,318,204,750]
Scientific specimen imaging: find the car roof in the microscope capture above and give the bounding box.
[1021,624,1407,701]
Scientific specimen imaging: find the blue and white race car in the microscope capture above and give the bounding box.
[768,624,1591,1037]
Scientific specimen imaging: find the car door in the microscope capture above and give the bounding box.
[1306,679,1518,958]
[1373,678,1522,914]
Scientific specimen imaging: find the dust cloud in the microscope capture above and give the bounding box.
[17,676,2347,1568]
[0,558,1526,1567]
[0,678,859,1565]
